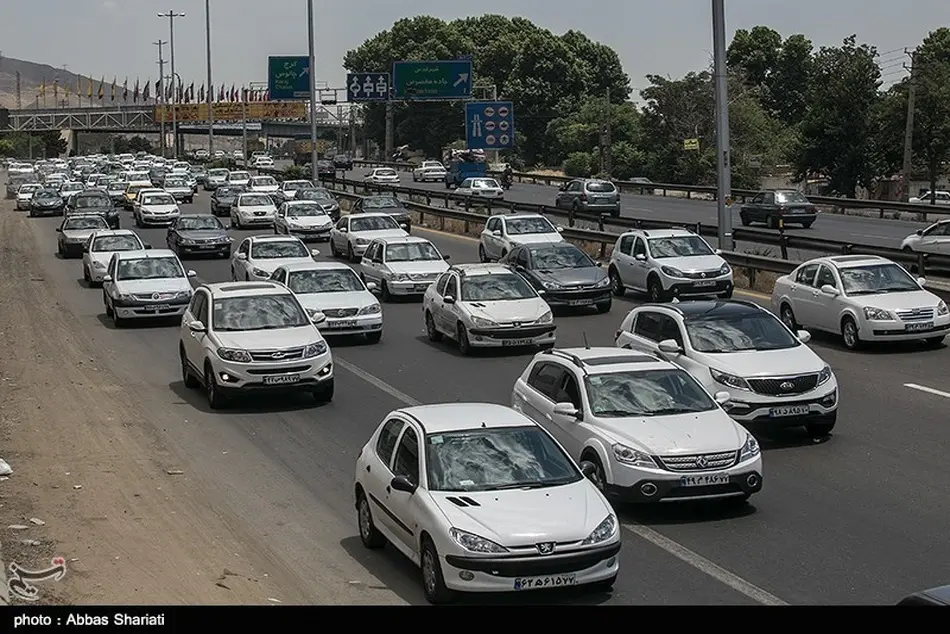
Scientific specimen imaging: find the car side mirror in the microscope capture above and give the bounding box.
[144,243,152,249]
[102,275,112,283]
[492,229,501,236]
[595,261,603,267]
[579,461,598,481]
[310,248,320,257]
[82,245,89,253]
[553,402,581,419]
[556,226,564,233]
[634,253,646,261]
[797,330,811,343]
[443,295,456,304]
[657,339,682,354]
[55,227,62,232]
[235,252,247,260]
[443,254,451,261]
[820,284,839,296]
[714,391,731,406]
[916,230,923,236]
[390,475,417,494]
[715,248,723,255]
[514,264,525,272]
[186,270,197,278]
[366,281,378,291]
[308,309,327,324]
[188,320,206,333]
[917,277,927,287]
[339,227,348,233]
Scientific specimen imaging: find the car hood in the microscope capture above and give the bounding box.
[284,215,333,229]
[251,185,280,193]
[388,260,450,276]
[87,250,122,267]
[534,267,607,286]
[214,325,321,350]
[702,344,826,378]
[247,256,314,274]
[114,277,191,295]
[591,410,744,455]
[296,290,376,311]
[510,232,563,246]
[165,185,191,192]
[351,229,408,241]
[236,205,276,213]
[462,297,549,322]
[141,204,180,214]
[657,255,725,272]
[178,230,228,240]
[62,228,103,240]
[844,289,942,311]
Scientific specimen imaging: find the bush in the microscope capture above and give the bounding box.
[562,152,593,178]
[282,165,308,180]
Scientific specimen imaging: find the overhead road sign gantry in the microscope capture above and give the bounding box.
[392,60,472,101]
[465,101,515,150]
[346,73,390,102]
[268,56,311,100]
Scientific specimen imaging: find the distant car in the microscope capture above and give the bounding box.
[231,235,320,281]
[68,190,120,229]
[82,230,147,286]
[226,170,251,188]
[908,190,950,205]
[248,175,280,194]
[107,180,129,205]
[502,242,612,313]
[555,179,621,217]
[101,249,196,326]
[364,167,399,185]
[351,195,411,232]
[133,191,180,227]
[412,160,446,183]
[59,182,86,200]
[28,189,65,217]
[15,183,42,210]
[456,177,504,200]
[166,214,231,259]
[329,213,408,262]
[273,201,334,242]
[205,168,230,190]
[162,176,194,204]
[739,189,818,229]
[209,185,246,217]
[250,156,275,169]
[316,160,336,179]
[900,219,950,256]
[359,236,450,301]
[295,187,341,221]
[331,154,353,170]
[57,214,110,258]
[277,179,315,202]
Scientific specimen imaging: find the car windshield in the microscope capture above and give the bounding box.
[350,216,399,232]
[64,217,108,230]
[164,179,185,187]
[63,183,83,191]
[20,185,41,193]
[251,177,277,186]
[471,179,500,188]
[362,197,401,209]
[425,426,581,492]
[284,181,313,190]
[385,242,441,262]
[506,217,557,235]
[298,189,332,201]
[92,235,141,252]
[230,172,250,180]
[115,257,183,280]
[141,194,175,206]
[375,169,396,176]
[586,369,716,417]
[110,182,128,191]
[217,187,241,197]
[177,216,222,230]
[209,169,229,177]
[35,191,60,199]
[461,273,536,301]
[286,204,326,217]
[287,269,363,294]
[840,263,920,295]
[251,241,308,259]
[686,312,799,353]
[212,295,310,331]
[775,191,809,204]
[586,181,615,193]
[648,236,714,258]
[239,194,273,207]
[530,245,593,269]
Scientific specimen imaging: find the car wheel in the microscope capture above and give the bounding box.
[204,364,227,410]
[366,331,382,344]
[425,312,442,342]
[83,266,91,285]
[420,536,456,605]
[347,244,358,263]
[596,300,611,314]
[112,306,125,328]
[648,276,668,302]
[841,316,862,350]
[456,322,472,356]
[134,215,142,228]
[739,212,750,226]
[356,490,387,549]
[609,267,625,296]
[329,240,339,257]
[581,453,608,493]
[478,244,489,263]
[104,295,113,318]
[312,378,334,403]
[180,346,199,389]
[780,303,798,331]
[923,335,945,348]
[380,281,392,302]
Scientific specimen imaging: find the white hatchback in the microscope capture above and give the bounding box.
[83,230,147,285]
[478,213,564,262]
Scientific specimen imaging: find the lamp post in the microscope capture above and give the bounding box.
[158,10,185,157]
[204,0,214,154]
[243,81,268,162]
[711,0,734,250]
[154,40,167,156]
[307,0,318,183]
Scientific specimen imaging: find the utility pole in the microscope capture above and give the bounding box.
[159,10,186,157]
[15,71,21,109]
[349,107,356,154]
[901,48,917,203]
[205,0,214,155]
[307,0,319,182]
[711,0,734,250]
[155,40,167,157]
[384,102,394,160]
[600,87,612,176]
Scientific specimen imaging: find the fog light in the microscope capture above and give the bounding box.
[821,391,837,407]
[746,474,759,488]
[606,557,616,567]
[640,482,658,496]
[458,570,474,581]
[319,364,332,376]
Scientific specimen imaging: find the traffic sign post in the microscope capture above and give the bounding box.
[346,73,391,102]
[465,101,515,150]
[267,56,311,100]
[392,60,472,101]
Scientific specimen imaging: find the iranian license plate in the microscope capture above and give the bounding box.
[501,338,535,346]
[905,322,934,332]
[567,298,594,306]
[145,304,171,311]
[513,574,576,590]
[770,404,810,417]
[680,473,730,487]
[329,320,358,328]
[263,374,300,385]
[414,284,430,292]
[694,280,716,287]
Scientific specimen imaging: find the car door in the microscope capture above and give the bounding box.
[182,290,209,366]
[386,423,423,554]
[482,217,502,259]
[458,178,473,196]
[361,418,404,540]
[166,218,179,248]
[332,217,349,251]
[360,242,381,282]
[274,204,287,232]
[802,264,840,332]
[612,234,636,287]
[627,237,650,290]
[234,239,251,278]
[918,222,950,255]
[549,369,585,458]
[653,313,700,372]
[514,361,566,435]
[435,274,461,333]
[623,310,665,354]
[102,254,119,304]
[786,263,820,328]
[745,193,765,220]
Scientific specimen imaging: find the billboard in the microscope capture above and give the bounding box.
[153,101,307,123]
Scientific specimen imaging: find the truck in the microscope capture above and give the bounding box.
[443,148,487,189]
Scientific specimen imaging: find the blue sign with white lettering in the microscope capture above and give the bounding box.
[346,73,391,102]
[268,56,311,100]
[465,101,515,150]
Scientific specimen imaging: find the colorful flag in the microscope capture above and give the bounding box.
[87,77,93,99]
[198,85,205,103]
[218,84,225,102]
[98,76,104,100]
[111,77,116,101]
[39,81,46,97]
[53,80,59,101]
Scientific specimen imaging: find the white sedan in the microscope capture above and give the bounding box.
[360,236,450,301]
[133,191,180,227]
[329,213,408,262]
[478,213,565,262]
[909,190,950,205]
[364,167,400,185]
[82,230,147,286]
[900,220,950,256]
[230,192,277,229]
[456,177,504,200]
[412,161,447,182]
[248,175,280,194]
[273,201,334,241]
[231,235,320,281]
[354,402,620,604]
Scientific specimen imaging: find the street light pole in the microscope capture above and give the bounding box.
[155,40,167,157]
[307,0,318,182]
[159,10,186,157]
[205,0,214,154]
[712,0,734,250]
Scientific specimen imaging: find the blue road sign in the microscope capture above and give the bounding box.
[268,56,311,100]
[346,73,391,102]
[465,101,515,150]
[392,60,472,101]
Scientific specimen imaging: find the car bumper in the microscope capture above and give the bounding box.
[168,191,192,201]
[606,456,762,503]
[60,241,86,256]
[860,317,950,341]
[665,277,733,297]
[579,203,621,215]
[15,199,31,209]
[285,228,332,241]
[237,214,275,225]
[88,266,109,282]
[30,207,64,216]
[442,541,620,593]
[543,289,612,307]
[139,214,180,226]
[388,280,438,295]
[318,315,383,336]
[113,299,190,319]
[779,213,817,224]
[177,243,231,256]
[466,325,557,348]
[724,387,839,425]
[210,356,333,391]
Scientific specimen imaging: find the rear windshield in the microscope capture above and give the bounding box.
[586,182,615,193]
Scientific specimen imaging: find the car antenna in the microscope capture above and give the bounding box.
[582,331,590,349]
[481,421,487,428]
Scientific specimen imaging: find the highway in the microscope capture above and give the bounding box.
[11,188,950,605]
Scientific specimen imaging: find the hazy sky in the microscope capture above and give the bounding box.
[2,0,949,96]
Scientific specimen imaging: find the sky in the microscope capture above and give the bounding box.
[2,0,949,98]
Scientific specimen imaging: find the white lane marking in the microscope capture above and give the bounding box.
[335,358,421,406]
[904,383,950,399]
[622,523,788,605]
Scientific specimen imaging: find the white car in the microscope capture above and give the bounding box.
[179,280,333,409]
[478,213,564,262]
[354,402,620,604]
[251,156,275,169]
[616,300,838,436]
[360,236,450,301]
[133,191,181,227]
[771,255,950,350]
[908,190,950,205]
[329,212,408,262]
[456,177,504,200]
[278,179,315,201]
[231,235,319,281]
[101,249,195,326]
[364,167,400,185]
[230,192,277,229]
[82,229,147,285]
[273,201,333,241]
[411,161,447,182]
[248,175,280,194]
[205,168,230,190]
[15,183,42,210]
[423,263,556,355]
[900,219,950,256]
[270,262,382,343]
[226,170,251,188]
[608,228,734,302]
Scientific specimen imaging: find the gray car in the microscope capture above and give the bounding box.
[555,178,621,217]
[501,241,612,312]
[57,214,110,258]
[209,185,246,217]
[165,214,232,259]
[163,177,194,203]
[205,168,230,191]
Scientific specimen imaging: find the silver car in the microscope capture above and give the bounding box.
[359,236,450,301]
[57,214,110,258]
[555,178,621,217]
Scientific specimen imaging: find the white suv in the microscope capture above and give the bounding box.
[179,281,334,409]
[512,347,763,504]
[608,229,733,302]
[615,300,838,436]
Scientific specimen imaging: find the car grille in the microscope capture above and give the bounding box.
[747,374,819,396]
[322,308,359,318]
[896,308,934,322]
[681,269,722,280]
[132,292,179,301]
[409,273,438,282]
[657,450,738,472]
[248,347,305,362]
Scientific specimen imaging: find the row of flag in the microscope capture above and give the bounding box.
[37,77,271,104]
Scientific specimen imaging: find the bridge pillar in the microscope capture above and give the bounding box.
[61,130,79,157]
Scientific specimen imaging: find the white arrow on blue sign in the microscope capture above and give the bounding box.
[465,101,515,150]
[347,73,390,102]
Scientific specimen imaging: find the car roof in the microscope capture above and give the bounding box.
[279,261,354,273]
[285,199,324,205]
[114,249,177,260]
[539,347,669,373]
[820,254,891,269]
[372,235,432,245]
[203,281,290,297]
[176,213,219,220]
[449,263,513,276]
[620,227,695,239]
[393,403,536,434]
[492,212,545,220]
[247,235,303,243]
[349,212,396,220]
[638,299,764,319]
[90,229,138,238]
[64,213,108,221]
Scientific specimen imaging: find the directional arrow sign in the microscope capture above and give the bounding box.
[392,60,473,101]
[268,56,311,101]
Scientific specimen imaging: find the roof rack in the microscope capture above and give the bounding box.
[539,348,585,368]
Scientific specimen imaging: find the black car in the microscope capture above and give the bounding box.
[332,154,353,170]
[166,214,231,259]
[739,189,818,229]
[352,195,411,232]
[191,165,208,185]
[296,187,341,221]
[316,160,336,179]
[29,189,66,217]
[67,191,120,229]
[209,185,247,217]
[502,242,612,313]
[897,584,950,605]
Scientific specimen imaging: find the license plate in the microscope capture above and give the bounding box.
[414,284,430,292]
[145,304,171,311]
[694,280,716,287]
[567,298,594,306]
[680,473,730,487]
[905,322,934,332]
[501,338,535,346]
[263,374,299,385]
[769,405,810,417]
[328,320,358,328]
[513,574,576,590]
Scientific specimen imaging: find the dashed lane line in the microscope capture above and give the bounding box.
[904,383,950,400]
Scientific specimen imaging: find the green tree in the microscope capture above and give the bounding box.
[545,98,643,178]
[913,28,950,199]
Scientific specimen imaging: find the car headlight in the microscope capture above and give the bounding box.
[355,238,369,246]
[863,307,893,321]
[541,281,562,290]
[581,515,617,546]
[179,238,196,245]
[252,268,269,277]
[449,528,508,554]
[470,316,497,328]
[594,276,611,288]
[391,273,410,282]
[217,347,252,363]
[661,265,684,277]
[937,301,948,316]
[719,263,732,276]
[611,443,656,468]
[738,433,760,462]
[92,260,107,269]
[710,368,750,391]
[358,303,381,315]
[817,364,833,386]
[114,292,134,302]
[535,310,553,325]
[173,290,192,299]
[303,341,328,358]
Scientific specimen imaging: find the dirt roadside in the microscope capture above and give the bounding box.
[0,207,312,605]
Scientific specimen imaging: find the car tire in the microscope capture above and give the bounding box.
[739,212,750,226]
[204,364,227,410]
[647,275,668,303]
[780,303,798,331]
[104,295,113,318]
[596,300,612,314]
[609,267,625,296]
[478,244,489,263]
[380,281,392,302]
[581,452,608,494]
[180,347,199,389]
[83,266,91,285]
[425,312,442,342]
[923,335,945,348]
[112,308,125,328]
[806,416,836,437]
[457,322,472,356]
[421,536,456,605]
[329,240,339,257]
[312,379,334,403]
[348,244,358,263]
[356,489,387,549]
[365,330,383,344]
[841,316,862,350]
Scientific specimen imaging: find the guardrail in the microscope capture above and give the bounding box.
[349,158,950,220]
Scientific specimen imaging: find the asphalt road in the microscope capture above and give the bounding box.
[14,189,950,605]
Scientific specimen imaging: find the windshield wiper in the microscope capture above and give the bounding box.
[596,409,647,417]
[482,481,551,491]
[648,408,704,416]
